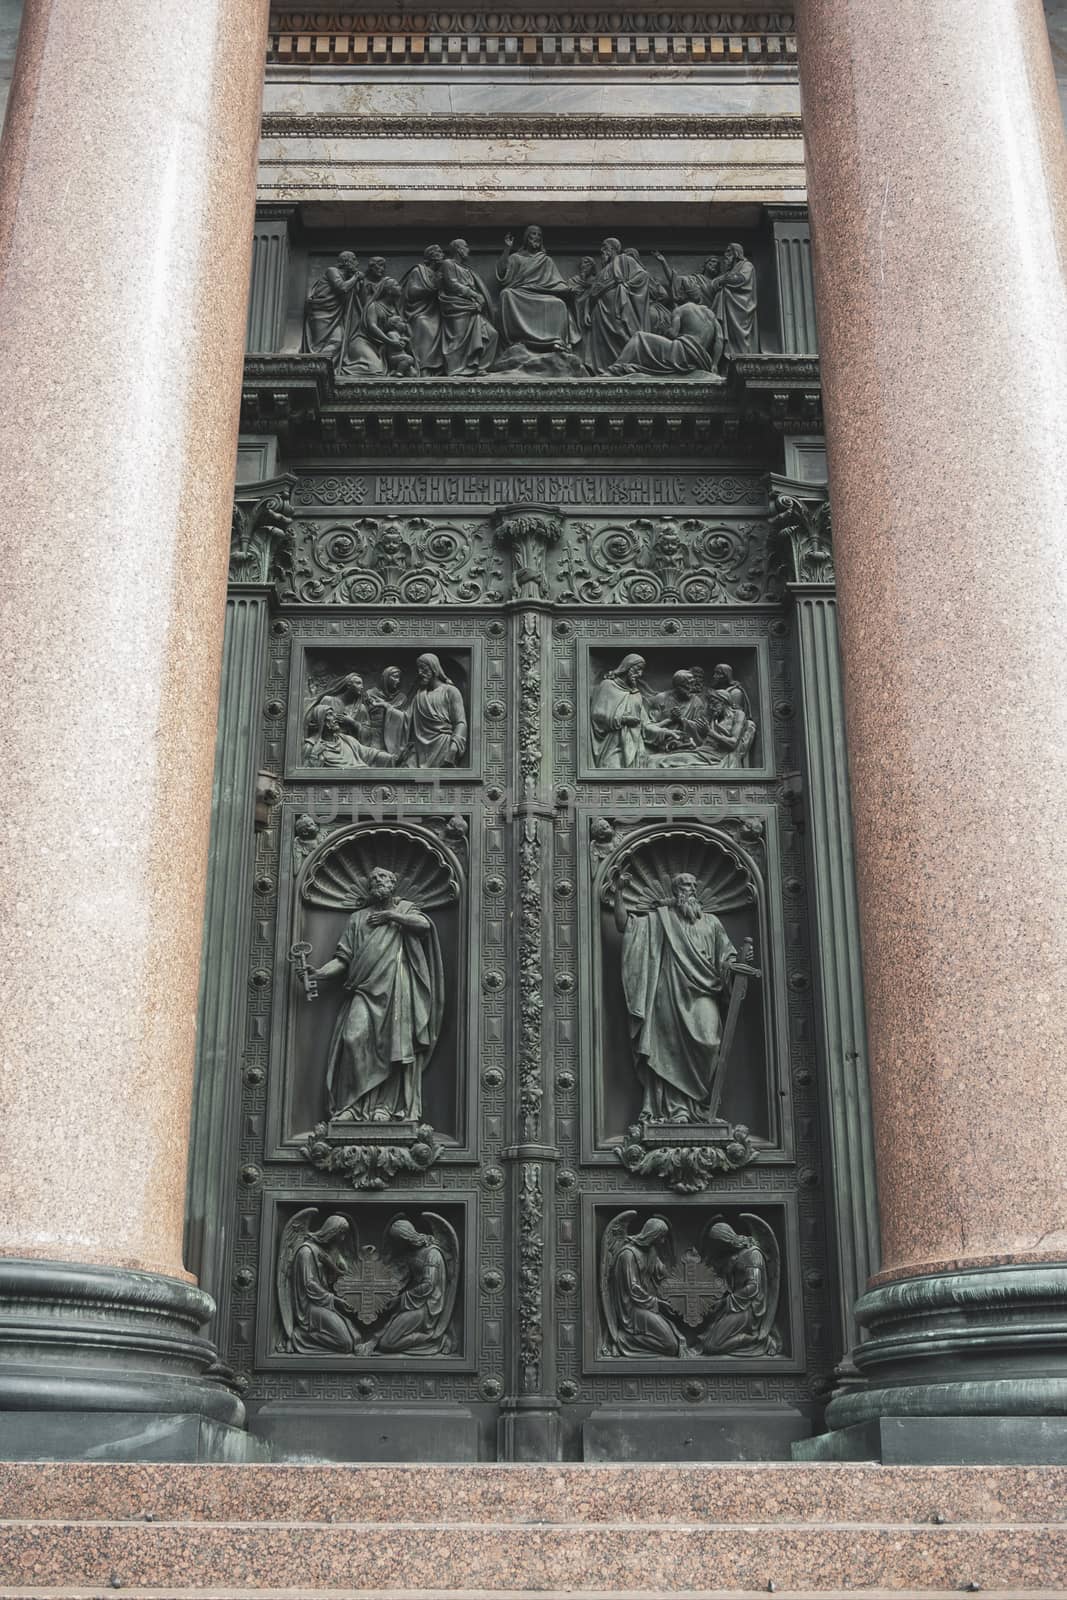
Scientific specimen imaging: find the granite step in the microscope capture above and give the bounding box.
[0,1519,1065,1593]
[1,1465,1065,1593]
[1,1462,1065,1525]
[8,1592,1067,1600]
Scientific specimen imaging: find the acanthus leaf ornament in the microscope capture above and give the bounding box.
[300,1123,444,1192]
[770,484,833,586]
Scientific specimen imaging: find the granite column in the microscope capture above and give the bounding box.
[0,0,270,1456]
[797,0,1067,1458]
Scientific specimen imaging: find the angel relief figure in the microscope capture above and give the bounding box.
[696,1215,781,1357]
[374,1214,460,1356]
[599,1212,686,1357]
[276,1210,363,1355]
[276,1209,460,1358]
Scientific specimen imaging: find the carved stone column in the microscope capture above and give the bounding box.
[0,0,270,1457]
[798,0,1067,1459]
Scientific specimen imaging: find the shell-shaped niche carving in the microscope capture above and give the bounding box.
[601,825,757,916]
[301,823,463,911]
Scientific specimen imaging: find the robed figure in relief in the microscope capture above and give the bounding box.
[495,225,579,351]
[708,243,759,357]
[615,870,738,1124]
[277,1211,359,1355]
[581,237,652,373]
[439,238,499,375]
[313,866,444,1122]
[600,1213,685,1357]
[404,653,468,768]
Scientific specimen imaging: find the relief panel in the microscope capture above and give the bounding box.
[268,811,480,1169]
[580,806,790,1170]
[584,1196,803,1376]
[286,642,481,779]
[258,1193,477,1372]
[579,641,771,779]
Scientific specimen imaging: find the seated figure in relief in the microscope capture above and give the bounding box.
[308,671,376,746]
[302,704,393,770]
[647,663,756,769]
[608,297,725,379]
[495,225,579,352]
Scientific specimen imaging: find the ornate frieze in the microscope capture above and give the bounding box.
[276,509,778,610]
[299,233,759,381]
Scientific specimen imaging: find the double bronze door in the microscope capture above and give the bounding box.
[222,497,832,1460]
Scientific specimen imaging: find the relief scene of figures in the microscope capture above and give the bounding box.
[594,1206,787,1366]
[584,646,764,777]
[300,227,760,379]
[275,1207,463,1361]
[298,650,471,771]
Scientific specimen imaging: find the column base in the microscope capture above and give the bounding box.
[807,1263,1067,1464]
[0,1259,246,1460]
[795,1414,1067,1464]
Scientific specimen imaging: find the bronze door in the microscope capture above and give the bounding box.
[219,465,834,1460]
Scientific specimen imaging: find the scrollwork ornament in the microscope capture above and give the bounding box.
[616,1122,756,1193]
[285,513,504,607]
[771,489,833,586]
[518,1162,544,1394]
[300,1122,442,1191]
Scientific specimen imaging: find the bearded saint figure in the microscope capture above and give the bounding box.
[312,866,444,1122]
[615,870,738,1123]
[495,225,578,351]
[302,251,363,362]
[590,654,673,769]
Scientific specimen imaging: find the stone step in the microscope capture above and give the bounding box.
[0,1520,1064,1593]
[8,1592,1065,1600]
[1,1462,1065,1526]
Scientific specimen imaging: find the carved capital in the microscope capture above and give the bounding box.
[230,474,297,588]
[769,475,833,587]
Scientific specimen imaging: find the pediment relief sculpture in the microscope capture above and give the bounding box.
[300,228,759,379]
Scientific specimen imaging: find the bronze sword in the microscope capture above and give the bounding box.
[707,936,761,1120]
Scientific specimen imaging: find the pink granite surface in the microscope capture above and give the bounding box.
[0,0,270,1277]
[0,1520,1063,1591]
[0,1462,1065,1526]
[796,0,1067,1280]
